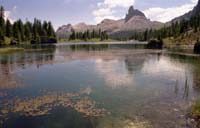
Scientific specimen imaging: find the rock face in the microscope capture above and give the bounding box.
[125,6,146,22]
[73,22,96,32]
[56,6,163,37]
[57,24,73,35]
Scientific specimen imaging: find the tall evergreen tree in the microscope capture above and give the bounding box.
[13,22,21,43]
[47,22,55,37]
[0,6,5,36]
[24,21,32,42]
[6,20,12,37]
[0,27,4,45]
[32,18,40,43]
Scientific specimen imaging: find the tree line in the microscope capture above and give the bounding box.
[130,14,200,41]
[69,29,109,41]
[0,6,57,45]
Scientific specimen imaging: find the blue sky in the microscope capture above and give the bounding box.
[0,0,198,29]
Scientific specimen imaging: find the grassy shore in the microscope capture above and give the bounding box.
[0,48,25,54]
[163,30,200,49]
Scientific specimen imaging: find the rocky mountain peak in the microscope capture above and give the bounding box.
[56,24,73,34]
[125,6,146,22]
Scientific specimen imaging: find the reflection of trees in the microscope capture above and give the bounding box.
[0,46,56,66]
[168,54,200,98]
[169,54,200,89]
[70,44,109,51]
[0,46,56,89]
[191,61,200,91]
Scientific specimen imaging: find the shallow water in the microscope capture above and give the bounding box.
[0,43,200,128]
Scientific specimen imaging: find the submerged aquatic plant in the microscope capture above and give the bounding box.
[123,119,152,128]
[0,89,110,125]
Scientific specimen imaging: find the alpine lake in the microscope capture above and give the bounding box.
[0,42,200,128]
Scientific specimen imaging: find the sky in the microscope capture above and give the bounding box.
[0,0,198,29]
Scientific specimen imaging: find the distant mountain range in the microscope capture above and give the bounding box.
[57,0,200,39]
[56,6,163,38]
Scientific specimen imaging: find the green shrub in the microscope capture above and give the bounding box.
[192,101,200,117]
[194,41,200,54]
[147,39,163,49]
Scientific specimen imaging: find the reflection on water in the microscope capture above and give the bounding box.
[0,43,200,128]
[95,59,133,88]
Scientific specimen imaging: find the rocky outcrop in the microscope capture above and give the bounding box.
[56,24,73,35]
[73,22,96,32]
[122,16,162,31]
[125,6,146,22]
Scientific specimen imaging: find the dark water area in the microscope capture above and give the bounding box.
[0,42,200,128]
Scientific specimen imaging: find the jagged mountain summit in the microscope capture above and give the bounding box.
[56,6,163,37]
[125,6,146,22]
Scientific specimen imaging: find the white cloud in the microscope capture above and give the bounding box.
[94,15,121,23]
[143,0,198,23]
[191,0,198,3]
[4,6,17,23]
[93,0,135,23]
[101,0,135,8]
[92,8,120,23]
[4,11,11,20]
[93,8,114,17]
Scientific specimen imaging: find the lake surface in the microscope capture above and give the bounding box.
[0,43,200,128]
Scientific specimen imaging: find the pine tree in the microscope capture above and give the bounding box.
[47,21,55,37]
[32,18,40,43]
[6,19,12,37]
[24,21,32,42]
[13,22,21,43]
[0,27,4,45]
[0,6,4,18]
[14,20,25,42]
[0,6,5,37]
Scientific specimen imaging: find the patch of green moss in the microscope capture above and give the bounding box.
[192,101,200,117]
[0,48,24,54]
